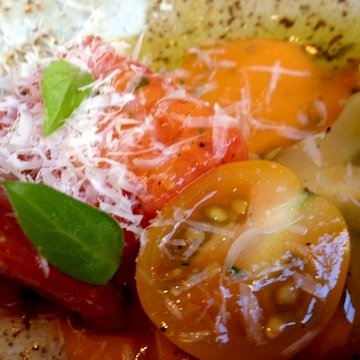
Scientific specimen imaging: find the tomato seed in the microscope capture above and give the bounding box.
[265,317,285,339]
[204,205,229,222]
[275,283,299,306]
[231,198,248,215]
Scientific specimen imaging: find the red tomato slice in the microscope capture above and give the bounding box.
[136,160,350,360]
[0,187,126,330]
[81,36,248,217]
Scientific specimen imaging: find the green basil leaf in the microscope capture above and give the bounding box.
[42,60,94,136]
[3,180,123,285]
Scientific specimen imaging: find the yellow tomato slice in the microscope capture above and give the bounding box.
[172,38,359,155]
[136,160,350,360]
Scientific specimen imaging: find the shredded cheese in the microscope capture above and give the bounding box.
[237,282,266,345]
[170,263,221,297]
[37,255,50,278]
[0,40,146,233]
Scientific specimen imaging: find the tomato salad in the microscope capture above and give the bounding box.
[0,35,359,359]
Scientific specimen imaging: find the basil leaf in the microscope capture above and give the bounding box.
[3,181,123,285]
[42,60,94,136]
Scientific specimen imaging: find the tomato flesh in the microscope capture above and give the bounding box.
[136,160,350,360]
[173,38,360,155]
[82,36,248,217]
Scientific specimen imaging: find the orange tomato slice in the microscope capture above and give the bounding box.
[136,160,350,360]
[172,38,359,155]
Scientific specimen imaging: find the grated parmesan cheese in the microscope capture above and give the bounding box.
[0,39,146,234]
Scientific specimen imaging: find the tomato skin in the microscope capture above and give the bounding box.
[136,160,350,360]
[0,186,126,330]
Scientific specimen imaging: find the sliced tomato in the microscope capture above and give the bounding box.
[81,36,248,217]
[172,38,360,155]
[136,160,350,360]
[0,186,126,330]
